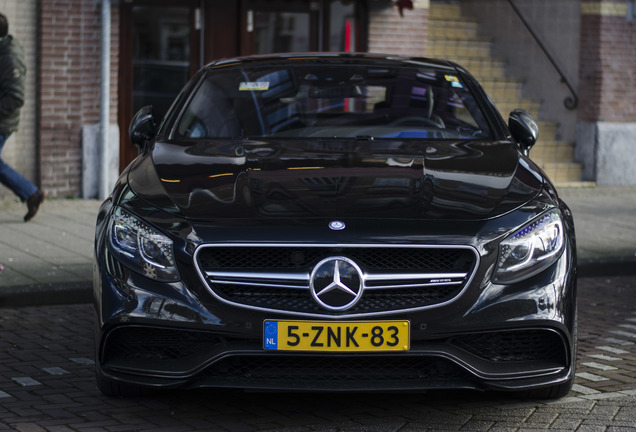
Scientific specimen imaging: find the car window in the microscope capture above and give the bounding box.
[175,63,493,140]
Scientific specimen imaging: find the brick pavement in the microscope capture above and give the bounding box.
[575,276,636,396]
[0,275,635,431]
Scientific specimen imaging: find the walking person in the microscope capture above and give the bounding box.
[0,12,44,221]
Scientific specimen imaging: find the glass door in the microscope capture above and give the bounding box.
[252,10,311,53]
[119,1,201,170]
[240,0,362,55]
[329,0,358,52]
[131,6,192,118]
[241,0,319,55]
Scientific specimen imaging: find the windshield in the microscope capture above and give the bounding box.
[175,63,493,140]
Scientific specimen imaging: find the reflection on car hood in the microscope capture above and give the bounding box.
[128,139,543,221]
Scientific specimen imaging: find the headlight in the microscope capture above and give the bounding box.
[107,207,180,282]
[493,210,564,284]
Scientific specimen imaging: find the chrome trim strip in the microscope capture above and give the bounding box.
[205,270,467,291]
[208,273,464,291]
[206,271,310,281]
[210,279,462,291]
[209,279,310,290]
[363,281,464,290]
[364,272,467,281]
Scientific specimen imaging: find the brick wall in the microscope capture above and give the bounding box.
[578,13,602,123]
[576,1,636,184]
[578,1,636,123]
[368,0,429,56]
[39,0,119,198]
[0,0,37,200]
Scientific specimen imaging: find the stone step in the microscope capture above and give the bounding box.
[531,141,575,162]
[429,20,481,40]
[429,2,466,20]
[437,54,512,81]
[554,181,596,188]
[480,79,524,100]
[534,138,573,148]
[493,100,541,119]
[451,58,508,80]
[537,121,559,137]
[428,39,492,58]
[429,0,583,183]
[535,162,583,185]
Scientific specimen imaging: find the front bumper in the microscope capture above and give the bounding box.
[97,322,572,392]
[94,244,576,393]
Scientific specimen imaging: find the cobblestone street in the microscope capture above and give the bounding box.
[0,275,635,431]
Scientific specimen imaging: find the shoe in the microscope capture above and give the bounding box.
[24,189,46,222]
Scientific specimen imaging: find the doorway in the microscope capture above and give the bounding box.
[119,0,201,171]
[118,0,365,170]
[241,0,363,55]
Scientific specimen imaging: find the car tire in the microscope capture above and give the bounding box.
[515,374,575,400]
[96,367,148,397]
[515,307,578,400]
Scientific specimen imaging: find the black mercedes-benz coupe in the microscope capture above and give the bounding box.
[94,53,577,398]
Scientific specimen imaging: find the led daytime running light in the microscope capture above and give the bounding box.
[108,207,180,282]
[494,210,564,284]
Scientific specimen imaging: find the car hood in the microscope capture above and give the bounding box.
[127,139,544,221]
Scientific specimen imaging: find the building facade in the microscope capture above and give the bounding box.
[0,0,634,200]
[576,1,636,184]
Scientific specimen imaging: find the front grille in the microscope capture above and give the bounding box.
[195,244,478,316]
[201,355,476,390]
[102,327,228,373]
[196,246,474,272]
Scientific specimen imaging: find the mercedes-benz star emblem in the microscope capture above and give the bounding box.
[329,220,346,231]
[310,257,363,311]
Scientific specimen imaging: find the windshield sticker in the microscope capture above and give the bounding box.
[239,81,270,91]
[444,75,464,89]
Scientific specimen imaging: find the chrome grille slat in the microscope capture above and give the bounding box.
[206,271,310,281]
[206,270,467,290]
[207,271,310,290]
[194,243,479,317]
[365,281,464,290]
[209,279,309,290]
[364,272,467,281]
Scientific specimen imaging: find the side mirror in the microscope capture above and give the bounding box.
[129,106,157,152]
[508,109,539,156]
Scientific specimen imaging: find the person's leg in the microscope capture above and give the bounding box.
[0,133,45,221]
[24,188,45,222]
[0,133,37,201]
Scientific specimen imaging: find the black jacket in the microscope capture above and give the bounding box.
[0,35,26,134]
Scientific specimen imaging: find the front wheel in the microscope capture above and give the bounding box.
[516,309,578,400]
[513,374,575,399]
[96,367,149,397]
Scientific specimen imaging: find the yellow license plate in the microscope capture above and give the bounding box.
[263,320,410,352]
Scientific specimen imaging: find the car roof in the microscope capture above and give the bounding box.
[205,52,459,72]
